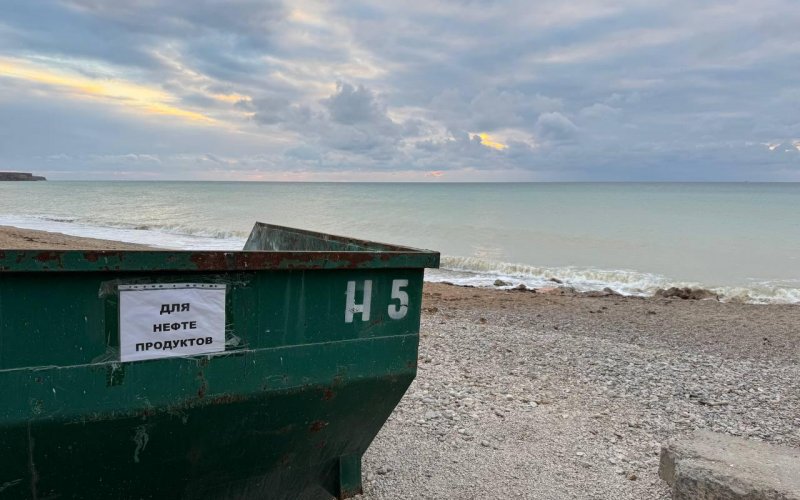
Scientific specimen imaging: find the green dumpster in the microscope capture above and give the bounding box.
[0,222,439,499]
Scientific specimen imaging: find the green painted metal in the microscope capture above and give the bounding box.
[0,223,438,499]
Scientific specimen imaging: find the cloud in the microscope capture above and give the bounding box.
[0,58,213,123]
[324,82,386,125]
[534,112,579,143]
[248,96,312,126]
[1,0,800,180]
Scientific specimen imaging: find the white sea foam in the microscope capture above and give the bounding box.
[0,215,246,250]
[34,215,250,241]
[426,256,800,305]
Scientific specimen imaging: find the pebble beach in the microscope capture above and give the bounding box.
[360,283,799,498]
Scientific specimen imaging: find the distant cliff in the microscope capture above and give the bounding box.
[0,172,46,181]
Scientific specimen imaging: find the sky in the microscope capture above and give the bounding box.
[1,1,799,181]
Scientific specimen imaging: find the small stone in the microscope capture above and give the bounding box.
[627,473,637,481]
[575,451,585,457]
[481,440,490,447]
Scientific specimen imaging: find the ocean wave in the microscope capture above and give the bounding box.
[0,214,246,250]
[126,223,247,240]
[710,286,800,305]
[30,215,249,240]
[434,256,673,294]
[2,215,797,305]
[39,216,78,223]
[428,256,800,305]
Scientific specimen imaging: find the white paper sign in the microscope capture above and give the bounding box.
[119,283,226,362]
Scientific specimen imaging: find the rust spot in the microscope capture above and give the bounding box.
[190,253,225,269]
[341,486,364,498]
[309,420,328,433]
[34,251,62,264]
[207,393,247,405]
[82,251,125,263]
[186,249,407,271]
[190,252,229,270]
[322,388,335,401]
[342,252,379,268]
[196,370,208,399]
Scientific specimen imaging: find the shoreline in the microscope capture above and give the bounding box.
[0,225,150,250]
[2,225,795,306]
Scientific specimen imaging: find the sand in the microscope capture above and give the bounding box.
[0,225,148,250]
[2,226,798,499]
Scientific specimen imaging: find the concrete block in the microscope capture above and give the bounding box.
[660,430,800,499]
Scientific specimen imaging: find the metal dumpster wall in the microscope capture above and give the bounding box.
[0,266,424,499]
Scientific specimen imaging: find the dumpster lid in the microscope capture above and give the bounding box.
[0,222,439,272]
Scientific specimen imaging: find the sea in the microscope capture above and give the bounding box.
[1,182,798,304]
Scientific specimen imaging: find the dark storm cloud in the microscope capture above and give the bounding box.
[1,0,799,179]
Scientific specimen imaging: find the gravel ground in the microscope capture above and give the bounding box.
[357,283,800,499]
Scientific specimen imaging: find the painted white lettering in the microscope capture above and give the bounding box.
[388,279,409,320]
[345,280,372,323]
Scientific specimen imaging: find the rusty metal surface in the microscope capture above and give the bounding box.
[0,249,438,273]
[0,222,438,498]
[243,222,419,252]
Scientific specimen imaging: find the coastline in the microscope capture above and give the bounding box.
[1,225,798,498]
[3,182,799,305]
